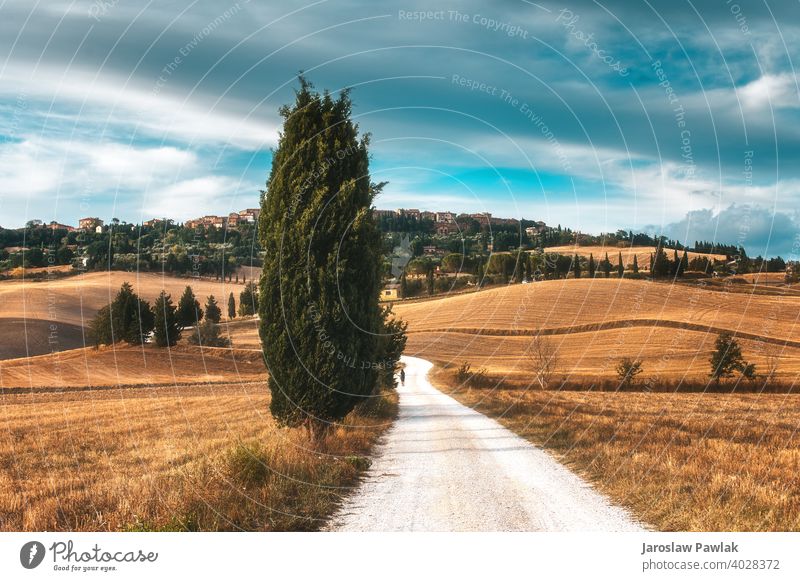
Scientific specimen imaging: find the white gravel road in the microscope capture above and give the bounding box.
[326,356,645,532]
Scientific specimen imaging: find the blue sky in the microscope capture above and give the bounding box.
[0,0,798,255]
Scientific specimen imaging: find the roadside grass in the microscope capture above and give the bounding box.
[0,384,396,531]
[432,367,800,531]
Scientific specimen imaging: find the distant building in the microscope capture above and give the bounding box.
[398,208,421,220]
[469,212,492,226]
[48,221,75,232]
[142,218,170,228]
[436,222,458,236]
[435,211,455,224]
[373,209,396,220]
[380,282,401,301]
[238,208,260,223]
[78,217,103,230]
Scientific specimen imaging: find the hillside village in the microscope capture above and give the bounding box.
[0,206,791,298]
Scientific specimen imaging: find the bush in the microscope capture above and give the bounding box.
[188,320,231,347]
[227,441,270,487]
[616,358,643,390]
[455,361,490,387]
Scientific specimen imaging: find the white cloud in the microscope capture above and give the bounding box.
[738,73,799,110]
[0,136,197,198]
[140,176,247,221]
[0,63,280,150]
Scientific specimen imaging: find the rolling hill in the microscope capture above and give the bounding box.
[394,278,800,381]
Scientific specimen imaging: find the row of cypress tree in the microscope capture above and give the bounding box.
[90,283,234,348]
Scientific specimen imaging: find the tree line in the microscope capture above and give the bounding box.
[0,220,262,279]
[90,281,261,348]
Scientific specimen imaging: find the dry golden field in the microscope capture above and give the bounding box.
[434,371,800,530]
[0,271,245,330]
[0,344,264,390]
[394,277,800,382]
[544,244,727,268]
[0,381,396,531]
[0,273,395,532]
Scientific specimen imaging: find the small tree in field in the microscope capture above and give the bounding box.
[228,292,236,319]
[616,358,643,389]
[176,285,202,330]
[204,295,222,323]
[529,334,559,389]
[632,254,639,273]
[152,291,180,347]
[710,332,755,383]
[588,253,596,277]
[617,251,624,277]
[572,254,581,278]
[189,319,231,347]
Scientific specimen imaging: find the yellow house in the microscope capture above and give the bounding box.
[380,282,401,301]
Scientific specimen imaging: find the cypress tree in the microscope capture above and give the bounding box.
[205,295,222,324]
[238,281,258,316]
[680,250,689,276]
[653,248,670,277]
[258,78,398,436]
[228,292,236,319]
[632,254,639,274]
[152,290,180,347]
[572,254,581,278]
[617,251,624,277]
[176,285,203,330]
[588,253,596,278]
[602,252,611,277]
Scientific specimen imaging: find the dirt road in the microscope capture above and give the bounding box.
[327,356,645,532]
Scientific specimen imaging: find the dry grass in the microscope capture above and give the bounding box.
[0,382,396,531]
[0,344,265,390]
[433,368,800,531]
[544,244,727,267]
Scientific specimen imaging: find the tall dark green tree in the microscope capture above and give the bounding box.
[601,252,612,277]
[652,248,670,277]
[238,281,259,316]
[426,264,435,295]
[205,295,222,324]
[679,250,689,276]
[227,292,236,319]
[632,254,639,274]
[572,254,581,278]
[588,253,596,278]
[671,248,680,277]
[176,285,203,330]
[89,282,154,346]
[258,78,403,435]
[152,290,180,347]
[617,251,624,277]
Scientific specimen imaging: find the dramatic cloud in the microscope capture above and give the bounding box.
[655,205,800,258]
[0,0,797,254]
